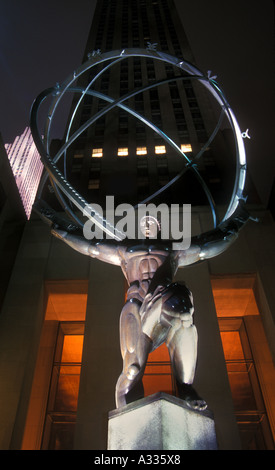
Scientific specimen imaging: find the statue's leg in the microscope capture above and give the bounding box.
[115,299,152,408]
[167,316,207,410]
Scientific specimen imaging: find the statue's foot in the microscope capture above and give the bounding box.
[177,383,207,411]
[116,392,127,409]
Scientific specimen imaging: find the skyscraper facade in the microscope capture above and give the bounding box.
[61,0,233,215]
[5,127,43,219]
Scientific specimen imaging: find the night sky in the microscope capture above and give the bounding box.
[0,0,274,205]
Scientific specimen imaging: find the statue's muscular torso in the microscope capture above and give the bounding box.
[117,245,174,302]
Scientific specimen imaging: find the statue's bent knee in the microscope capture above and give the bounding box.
[181,313,193,328]
[126,363,140,380]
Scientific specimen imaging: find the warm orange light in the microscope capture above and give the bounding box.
[46,293,88,321]
[211,276,259,317]
[54,366,81,412]
[143,343,173,397]
[61,335,84,363]
[220,331,245,362]
[212,288,259,317]
[143,371,172,397]
[147,342,170,362]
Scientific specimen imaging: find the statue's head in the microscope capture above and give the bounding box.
[140,215,161,239]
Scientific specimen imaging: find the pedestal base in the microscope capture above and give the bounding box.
[108,392,218,450]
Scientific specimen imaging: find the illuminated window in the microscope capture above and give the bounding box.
[218,318,272,449]
[155,145,166,154]
[212,276,275,450]
[136,147,147,156]
[181,144,192,153]
[143,343,175,397]
[92,148,103,158]
[42,322,84,450]
[117,147,128,157]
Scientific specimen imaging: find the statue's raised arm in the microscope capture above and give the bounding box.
[33,200,122,266]
[176,203,251,268]
[52,228,122,266]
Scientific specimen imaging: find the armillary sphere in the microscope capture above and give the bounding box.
[30,48,247,240]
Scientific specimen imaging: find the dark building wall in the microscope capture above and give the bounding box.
[0,135,26,312]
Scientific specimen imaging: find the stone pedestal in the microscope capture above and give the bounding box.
[107,392,218,450]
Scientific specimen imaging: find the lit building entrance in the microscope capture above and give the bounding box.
[22,276,275,450]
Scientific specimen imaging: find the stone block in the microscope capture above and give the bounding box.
[108,392,218,450]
